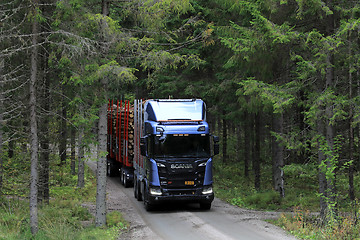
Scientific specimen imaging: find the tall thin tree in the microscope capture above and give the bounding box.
[29,0,40,234]
[95,0,110,227]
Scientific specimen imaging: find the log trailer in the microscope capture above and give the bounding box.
[107,99,219,210]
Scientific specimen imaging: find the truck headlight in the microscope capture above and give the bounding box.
[202,186,213,195]
[150,187,162,196]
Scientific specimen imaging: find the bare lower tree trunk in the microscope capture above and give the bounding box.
[38,50,50,204]
[95,0,110,227]
[95,102,107,227]
[272,113,284,198]
[348,31,355,201]
[77,101,85,188]
[77,126,85,188]
[29,1,39,234]
[325,43,336,219]
[71,126,76,175]
[243,110,250,178]
[254,112,261,191]
[59,91,67,165]
[222,111,227,163]
[317,119,327,218]
[0,59,3,196]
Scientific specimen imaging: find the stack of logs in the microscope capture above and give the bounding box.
[108,102,135,165]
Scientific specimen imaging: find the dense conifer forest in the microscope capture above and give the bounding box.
[1,0,360,238]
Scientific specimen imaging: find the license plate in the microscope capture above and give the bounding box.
[185,181,194,185]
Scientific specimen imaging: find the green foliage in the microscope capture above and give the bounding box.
[238,79,296,113]
[1,147,30,197]
[0,147,127,239]
[274,204,360,240]
[106,211,129,230]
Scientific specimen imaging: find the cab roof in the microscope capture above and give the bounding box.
[145,99,206,122]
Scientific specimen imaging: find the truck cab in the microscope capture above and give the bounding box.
[134,99,219,211]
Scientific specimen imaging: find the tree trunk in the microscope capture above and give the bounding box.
[243,110,250,177]
[222,111,227,163]
[38,46,50,204]
[95,0,110,227]
[317,119,327,218]
[272,113,284,198]
[236,126,241,162]
[59,90,67,165]
[29,1,39,234]
[71,126,76,175]
[254,112,261,191]
[324,2,336,217]
[0,59,3,196]
[95,102,107,227]
[77,124,85,188]
[348,31,355,201]
[77,95,85,188]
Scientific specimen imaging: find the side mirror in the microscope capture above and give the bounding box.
[140,137,147,156]
[213,135,219,156]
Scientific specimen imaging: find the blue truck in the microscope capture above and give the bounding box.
[107,99,219,211]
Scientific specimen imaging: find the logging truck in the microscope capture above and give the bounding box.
[106,99,219,211]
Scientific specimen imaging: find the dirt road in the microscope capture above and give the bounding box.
[87,160,297,240]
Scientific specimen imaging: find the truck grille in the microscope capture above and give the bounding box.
[157,160,206,189]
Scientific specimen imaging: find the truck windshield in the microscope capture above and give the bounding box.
[153,134,210,158]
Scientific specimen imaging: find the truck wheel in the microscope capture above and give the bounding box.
[119,169,123,185]
[200,202,211,210]
[143,186,153,211]
[136,180,142,201]
[123,172,129,188]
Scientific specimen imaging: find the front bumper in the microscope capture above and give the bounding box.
[147,187,214,204]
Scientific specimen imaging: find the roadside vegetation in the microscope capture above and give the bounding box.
[0,148,128,240]
[213,154,360,240]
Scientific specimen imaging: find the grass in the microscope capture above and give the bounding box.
[0,149,129,240]
[213,157,360,239]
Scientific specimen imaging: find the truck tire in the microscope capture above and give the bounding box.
[143,186,154,211]
[136,180,142,201]
[200,202,211,210]
[123,172,130,188]
[120,169,124,185]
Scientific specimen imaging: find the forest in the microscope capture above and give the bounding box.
[1,0,360,239]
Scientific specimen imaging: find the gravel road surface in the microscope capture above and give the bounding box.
[86,160,298,240]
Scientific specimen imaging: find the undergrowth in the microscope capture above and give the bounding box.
[0,149,129,240]
[213,158,360,239]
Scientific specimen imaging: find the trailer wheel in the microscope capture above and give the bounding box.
[134,176,138,199]
[107,161,116,177]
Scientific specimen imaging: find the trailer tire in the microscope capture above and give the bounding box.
[134,176,138,199]
[107,161,116,177]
